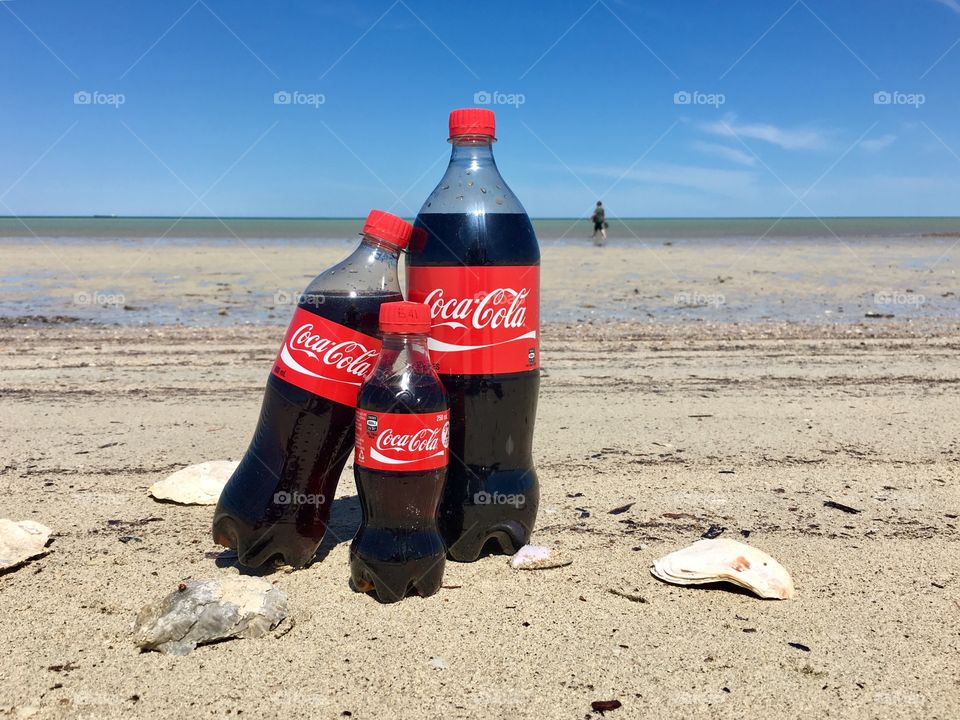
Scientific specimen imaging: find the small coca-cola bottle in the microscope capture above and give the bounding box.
[213,210,412,568]
[351,301,449,602]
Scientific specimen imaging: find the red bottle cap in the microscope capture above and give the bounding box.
[362,210,413,250]
[449,108,496,139]
[379,301,432,334]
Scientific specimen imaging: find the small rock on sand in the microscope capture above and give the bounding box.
[148,460,238,505]
[0,519,52,571]
[509,544,572,570]
[133,576,288,655]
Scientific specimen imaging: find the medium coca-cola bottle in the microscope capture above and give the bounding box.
[407,108,540,561]
[213,210,412,568]
[351,301,449,602]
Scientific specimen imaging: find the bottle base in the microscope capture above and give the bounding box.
[444,520,531,563]
[350,555,445,603]
[212,515,320,569]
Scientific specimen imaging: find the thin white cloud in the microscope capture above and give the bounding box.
[933,0,960,14]
[692,141,758,167]
[701,116,828,151]
[576,162,759,198]
[860,134,896,152]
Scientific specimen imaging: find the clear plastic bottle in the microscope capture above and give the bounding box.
[213,210,412,568]
[407,108,540,561]
[351,301,449,602]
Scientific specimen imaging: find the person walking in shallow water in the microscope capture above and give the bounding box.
[591,201,607,245]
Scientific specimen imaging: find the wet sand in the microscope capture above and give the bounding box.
[0,239,958,718]
[1,235,957,325]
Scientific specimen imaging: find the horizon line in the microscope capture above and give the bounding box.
[3,215,960,221]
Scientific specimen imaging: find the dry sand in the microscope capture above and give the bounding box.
[0,239,958,719]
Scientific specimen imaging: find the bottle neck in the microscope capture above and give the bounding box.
[449,137,497,169]
[359,233,404,257]
[377,333,432,379]
[382,332,430,355]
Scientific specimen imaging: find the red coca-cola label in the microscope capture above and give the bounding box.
[406,265,539,375]
[354,410,450,471]
[271,307,380,407]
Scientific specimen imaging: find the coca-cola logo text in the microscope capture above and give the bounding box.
[375,427,443,456]
[424,287,529,330]
[289,323,377,378]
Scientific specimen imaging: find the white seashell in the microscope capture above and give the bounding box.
[509,544,573,570]
[0,519,52,570]
[149,461,239,505]
[650,538,794,600]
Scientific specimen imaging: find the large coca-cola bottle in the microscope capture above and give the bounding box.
[407,108,540,562]
[213,210,412,568]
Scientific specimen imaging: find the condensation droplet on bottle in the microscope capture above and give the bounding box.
[456,195,464,201]
[495,196,504,205]
[467,180,474,187]
[442,184,449,190]
[480,187,487,194]
[505,435,515,454]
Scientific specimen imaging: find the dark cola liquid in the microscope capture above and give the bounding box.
[351,346,447,602]
[212,290,401,568]
[409,212,540,562]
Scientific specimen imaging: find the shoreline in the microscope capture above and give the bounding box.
[1,237,957,327]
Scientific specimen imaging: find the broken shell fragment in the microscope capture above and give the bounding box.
[509,544,572,570]
[650,538,794,600]
[0,519,52,571]
[133,576,288,655]
[149,461,239,505]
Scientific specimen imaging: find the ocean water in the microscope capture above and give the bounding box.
[2,216,959,243]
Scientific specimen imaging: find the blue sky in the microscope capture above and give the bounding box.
[2,0,959,217]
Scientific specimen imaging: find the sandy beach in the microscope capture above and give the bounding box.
[1,238,958,719]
